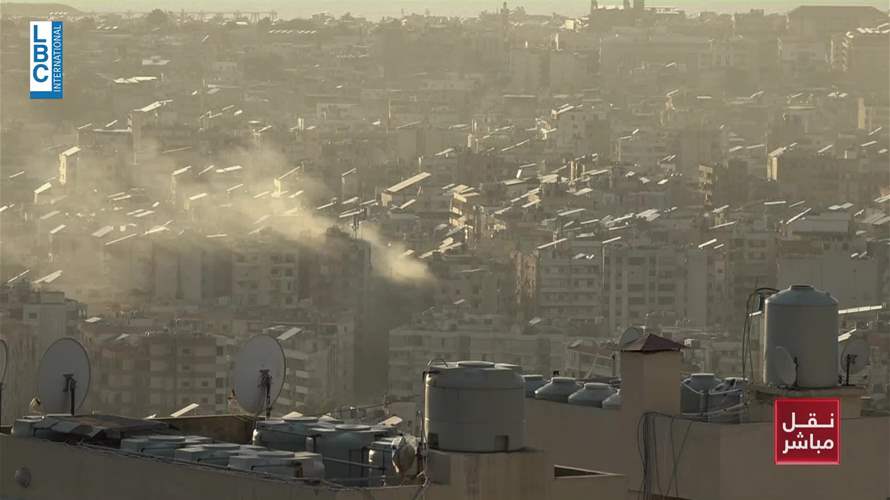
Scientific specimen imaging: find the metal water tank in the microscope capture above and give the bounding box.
[534,376,580,402]
[764,285,839,388]
[424,360,525,452]
[522,374,546,397]
[568,382,616,407]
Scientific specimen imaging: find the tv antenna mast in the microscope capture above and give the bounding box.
[37,338,91,415]
[232,334,285,419]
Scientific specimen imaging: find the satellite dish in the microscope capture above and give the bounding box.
[772,346,796,387]
[233,334,285,418]
[618,327,644,349]
[37,338,91,415]
[839,337,869,385]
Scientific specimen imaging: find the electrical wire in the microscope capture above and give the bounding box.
[635,411,707,500]
[740,287,778,381]
[409,473,430,500]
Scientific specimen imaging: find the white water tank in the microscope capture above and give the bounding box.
[568,382,616,407]
[601,389,622,409]
[764,285,839,388]
[424,360,525,452]
[534,376,580,402]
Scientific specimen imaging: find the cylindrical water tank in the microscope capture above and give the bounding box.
[311,424,379,482]
[764,285,839,388]
[424,360,525,452]
[12,417,44,437]
[141,435,188,458]
[681,373,722,413]
[601,389,621,409]
[534,376,580,402]
[522,374,546,397]
[229,451,298,476]
[368,438,397,486]
[292,452,325,479]
[252,419,290,448]
[567,382,616,407]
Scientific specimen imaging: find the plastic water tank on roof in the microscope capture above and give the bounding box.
[425,360,525,452]
[764,285,839,388]
[681,373,722,413]
[568,382,616,407]
[311,424,381,482]
[601,389,622,409]
[534,376,580,402]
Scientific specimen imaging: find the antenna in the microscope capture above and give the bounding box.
[0,339,8,424]
[772,346,796,387]
[233,334,285,419]
[37,338,91,415]
[838,336,869,386]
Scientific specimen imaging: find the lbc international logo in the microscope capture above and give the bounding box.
[29,21,64,99]
[774,398,840,465]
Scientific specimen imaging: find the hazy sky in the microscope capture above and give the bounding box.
[5,0,889,20]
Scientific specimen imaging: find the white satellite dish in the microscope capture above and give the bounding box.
[0,338,8,423]
[618,327,644,349]
[838,337,869,385]
[772,346,797,387]
[37,338,91,415]
[233,334,285,418]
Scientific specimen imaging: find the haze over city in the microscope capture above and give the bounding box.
[0,1,888,499]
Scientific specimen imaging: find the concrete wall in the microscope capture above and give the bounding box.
[716,418,889,500]
[427,448,550,500]
[0,435,624,500]
[526,398,890,500]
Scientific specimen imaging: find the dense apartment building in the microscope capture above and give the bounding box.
[515,234,605,331]
[388,307,566,400]
[231,235,301,309]
[89,326,233,418]
[264,322,355,414]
